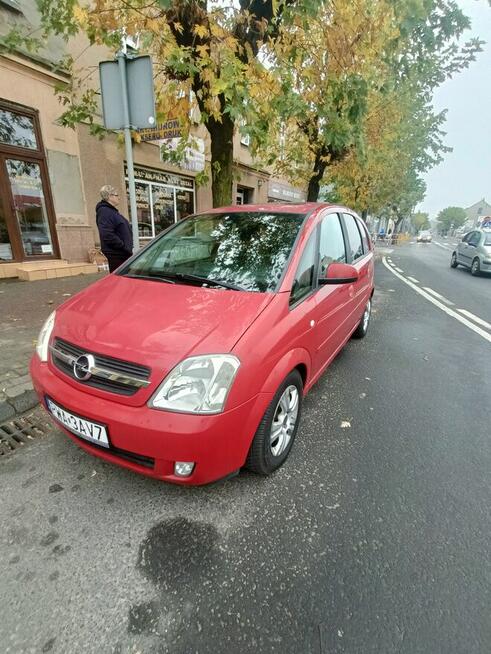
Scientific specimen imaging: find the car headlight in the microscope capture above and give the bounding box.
[149,354,240,414]
[35,311,56,362]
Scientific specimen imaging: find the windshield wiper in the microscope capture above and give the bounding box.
[159,271,245,291]
[123,273,176,284]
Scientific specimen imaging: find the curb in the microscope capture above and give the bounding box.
[0,387,38,422]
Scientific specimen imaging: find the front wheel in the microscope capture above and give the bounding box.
[471,258,480,276]
[352,298,371,339]
[450,252,458,268]
[245,370,303,475]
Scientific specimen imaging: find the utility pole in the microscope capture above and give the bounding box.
[116,52,139,252]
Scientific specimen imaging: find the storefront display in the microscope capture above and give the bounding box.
[125,165,195,243]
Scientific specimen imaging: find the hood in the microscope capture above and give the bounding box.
[96,200,116,213]
[52,275,273,398]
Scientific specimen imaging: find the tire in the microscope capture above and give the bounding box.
[245,370,303,475]
[471,258,480,276]
[450,252,458,268]
[352,298,371,339]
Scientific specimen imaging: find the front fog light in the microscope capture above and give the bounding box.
[174,462,195,477]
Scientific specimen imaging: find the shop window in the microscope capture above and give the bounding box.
[153,186,175,233]
[176,190,194,220]
[6,159,54,256]
[133,182,152,240]
[0,108,37,150]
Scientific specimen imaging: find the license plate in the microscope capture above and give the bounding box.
[46,397,109,448]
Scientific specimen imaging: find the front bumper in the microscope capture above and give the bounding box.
[30,356,272,485]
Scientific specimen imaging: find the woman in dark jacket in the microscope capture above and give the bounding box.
[96,185,133,272]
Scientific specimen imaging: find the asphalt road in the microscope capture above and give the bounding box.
[1,245,490,654]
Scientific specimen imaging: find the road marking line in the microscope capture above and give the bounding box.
[394,267,404,273]
[458,309,491,331]
[382,257,491,345]
[422,287,455,305]
[433,241,452,251]
[407,277,419,284]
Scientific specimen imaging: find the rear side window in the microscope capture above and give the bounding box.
[290,232,316,306]
[356,217,370,252]
[343,213,364,261]
[484,233,491,246]
[469,232,480,246]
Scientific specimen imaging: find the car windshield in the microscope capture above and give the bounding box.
[120,211,307,292]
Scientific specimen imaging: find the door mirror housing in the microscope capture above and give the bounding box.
[319,262,359,285]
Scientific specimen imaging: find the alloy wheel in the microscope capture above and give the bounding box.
[270,385,299,457]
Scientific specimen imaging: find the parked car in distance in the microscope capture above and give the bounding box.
[417,230,432,243]
[450,228,491,276]
[30,204,374,485]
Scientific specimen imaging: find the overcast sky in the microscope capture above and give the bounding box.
[417,0,491,219]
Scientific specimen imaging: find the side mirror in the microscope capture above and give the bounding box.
[319,262,359,285]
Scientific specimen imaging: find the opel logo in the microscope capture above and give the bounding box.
[73,354,95,381]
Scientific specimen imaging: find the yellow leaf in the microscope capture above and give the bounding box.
[73,4,87,25]
[193,24,209,39]
[196,44,210,58]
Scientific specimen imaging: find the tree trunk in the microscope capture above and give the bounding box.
[306,152,327,202]
[361,209,368,222]
[207,113,235,207]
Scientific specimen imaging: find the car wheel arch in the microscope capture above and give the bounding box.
[260,348,311,396]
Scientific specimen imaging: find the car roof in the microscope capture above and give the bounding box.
[198,202,349,215]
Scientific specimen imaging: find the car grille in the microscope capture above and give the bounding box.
[51,338,151,396]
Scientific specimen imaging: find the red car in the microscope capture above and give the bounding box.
[30,204,374,485]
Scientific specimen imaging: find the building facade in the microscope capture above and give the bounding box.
[465,198,491,227]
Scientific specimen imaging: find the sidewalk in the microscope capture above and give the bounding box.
[0,272,105,422]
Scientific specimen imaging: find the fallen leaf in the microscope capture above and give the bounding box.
[359,393,366,399]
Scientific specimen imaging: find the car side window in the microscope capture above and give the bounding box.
[319,213,346,277]
[343,213,364,261]
[469,232,480,246]
[356,217,370,252]
[290,232,316,306]
[462,233,471,243]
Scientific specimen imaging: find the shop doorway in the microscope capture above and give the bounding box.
[236,186,253,205]
[0,102,59,262]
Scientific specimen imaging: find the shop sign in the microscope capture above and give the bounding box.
[268,182,305,202]
[159,137,205,173]
[138,119,182,141]
[124,164,194,189]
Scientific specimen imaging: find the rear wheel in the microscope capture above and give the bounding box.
[471,258,480,276]
[245,370,303,475]
[450,252,458,268]
[352,298,371,339]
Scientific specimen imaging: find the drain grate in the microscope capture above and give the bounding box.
[0,407,53,457]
